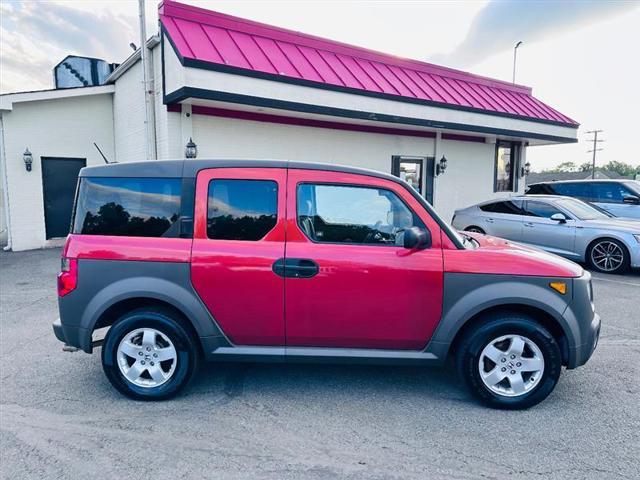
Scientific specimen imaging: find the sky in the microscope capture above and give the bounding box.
[1,0,639,171]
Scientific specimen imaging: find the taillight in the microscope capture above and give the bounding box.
[57,257,78,297]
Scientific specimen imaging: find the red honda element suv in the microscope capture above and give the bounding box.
[54,160,600,409]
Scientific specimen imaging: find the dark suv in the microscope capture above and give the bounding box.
[526,179,640,220]
[54,160,600,409]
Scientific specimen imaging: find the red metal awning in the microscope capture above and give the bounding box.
[159,0,578,127]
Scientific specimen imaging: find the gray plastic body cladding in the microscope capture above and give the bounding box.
[58,259,229,353]
[425,272,596,368]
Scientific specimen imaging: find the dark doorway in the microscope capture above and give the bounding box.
[41,157,86,239]
[391,156,435,205]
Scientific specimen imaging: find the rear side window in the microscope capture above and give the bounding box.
[207,179,277,241]
[479,200,524,215]
[524,201,562,218]
[297,183,425,245]
[73,177,181,237]
[551,183,592,199]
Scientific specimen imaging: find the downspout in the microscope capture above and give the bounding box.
[0,116,13,251]
[138,0,157,160]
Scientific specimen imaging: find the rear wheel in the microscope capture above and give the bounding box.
[587,238,629,274]
[465,226,485,234]
[101,308,199,400]
[456,313,562,409]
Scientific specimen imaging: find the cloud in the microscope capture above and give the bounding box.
[0,1,143,93]
[431,0,637,69]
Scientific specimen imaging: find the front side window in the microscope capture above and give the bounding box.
[591,182,633,203]
[524,201,562,218]
[494,142,519,192]
[73,177,181,237]
[479,200,524,215]
[297,183,425,246]
[207,179,277,240]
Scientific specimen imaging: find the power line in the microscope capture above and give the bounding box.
[585,130,604,179]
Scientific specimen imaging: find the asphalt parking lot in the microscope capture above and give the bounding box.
[1,248,639,480]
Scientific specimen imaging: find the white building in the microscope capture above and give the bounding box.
[0,0,578,252]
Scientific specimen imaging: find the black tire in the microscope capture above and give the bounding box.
[586,238,630,275]
[101,307,200,400]
[465,226,485,234]
[456,313,562,409]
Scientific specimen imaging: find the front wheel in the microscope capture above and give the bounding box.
[587,238,629,274]
[101,308,199,400]
[456,314,562,409]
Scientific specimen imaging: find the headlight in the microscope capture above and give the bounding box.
[634,234,640,243]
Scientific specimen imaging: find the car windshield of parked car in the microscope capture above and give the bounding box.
[555,198,611,220]
[623,181,640,196]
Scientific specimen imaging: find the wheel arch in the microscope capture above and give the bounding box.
[427,273,578,366]
[75,275,229,353]
[585,235,630,261]
[446,304,570,365]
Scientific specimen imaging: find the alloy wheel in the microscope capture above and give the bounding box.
[478,334,545,397]
[117,328,177,388]
[590,240,625,272]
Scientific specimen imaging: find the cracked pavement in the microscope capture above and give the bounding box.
[1,248,639,479]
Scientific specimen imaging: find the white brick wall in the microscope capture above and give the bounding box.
[152,44,181,160]
[1,94,115,251]
[113,62,147,162]
[191,114,523,223]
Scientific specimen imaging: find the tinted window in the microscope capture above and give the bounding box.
[207,179,277,241]
[591,183,633,203]
[552,182,592,198]
[524,201,562,218]
[73,177,181,237]
[480,200,524,215]
[297,184,425,245]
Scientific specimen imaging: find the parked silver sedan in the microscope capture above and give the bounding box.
[452,195,640,274]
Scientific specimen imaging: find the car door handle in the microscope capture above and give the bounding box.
[486,218,494,223]
[272,258,319,278]
[524,222,534,227]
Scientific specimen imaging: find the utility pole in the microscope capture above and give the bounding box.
[512,41,523,83]
[585,130,604,179]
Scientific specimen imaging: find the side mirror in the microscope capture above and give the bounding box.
[550,213,567,223]
[623,195,640,205]
[403,227,431,249]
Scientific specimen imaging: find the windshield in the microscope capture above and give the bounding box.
[624,181,640,196]
[555,198,611,220]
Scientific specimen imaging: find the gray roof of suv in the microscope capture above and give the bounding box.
[80,159,401,183]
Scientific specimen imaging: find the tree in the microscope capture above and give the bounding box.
[601,161,637,177]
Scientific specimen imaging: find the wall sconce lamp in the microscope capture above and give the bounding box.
[23,148,33,172]
[520,161,531,177]
[436,155,447,176]
[185,138,197,159]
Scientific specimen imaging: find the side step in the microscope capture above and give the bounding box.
[210,346,440,366]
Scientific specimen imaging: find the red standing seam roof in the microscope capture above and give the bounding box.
[159,0,578,127]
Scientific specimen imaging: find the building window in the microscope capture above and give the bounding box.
[494,141,520,192]
[207,179,278,241]
[297,183,424,245]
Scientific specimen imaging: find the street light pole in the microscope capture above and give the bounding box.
[512,41,523,84]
